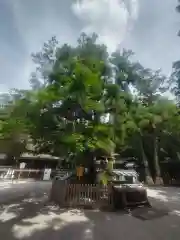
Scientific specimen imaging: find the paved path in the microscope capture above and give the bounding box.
[0,183,180,240]
[0,181,52,204]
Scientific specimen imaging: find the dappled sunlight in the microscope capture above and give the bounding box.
[147,189,169,202]
[0,203,21,222]
[147,187,180,203]
[1,186,180,239]
[0,189,91,239]
[0,210,17,222]
[2,203,21,208]
[147,187,180,216]
[171,210,180,217]
[12,208,89,239]
[0,195,50,223]
[22,195,47,204]
[83,225,94,240]
[12,212,61,239]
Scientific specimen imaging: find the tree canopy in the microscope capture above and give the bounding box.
[1,31,180,184]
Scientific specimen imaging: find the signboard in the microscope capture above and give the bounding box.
[76,166,84,180]
[20,162,26,169]
[43,168,52,180]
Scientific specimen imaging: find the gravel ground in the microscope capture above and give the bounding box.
[0,183,180,240]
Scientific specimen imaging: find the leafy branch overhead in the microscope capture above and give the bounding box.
[0,32,180,184]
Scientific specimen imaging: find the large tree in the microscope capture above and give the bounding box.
[25,33,144,182]
[1,32,180,185]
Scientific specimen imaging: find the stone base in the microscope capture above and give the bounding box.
[145,176,154,185]
[154,177,164,185]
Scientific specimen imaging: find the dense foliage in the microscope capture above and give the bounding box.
[1,29,180,184]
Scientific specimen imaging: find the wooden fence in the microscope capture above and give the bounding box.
[50,181,113,208]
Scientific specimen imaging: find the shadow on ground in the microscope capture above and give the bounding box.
[1,187,180,240]
[147,187,180,213]
[0,194,116,240]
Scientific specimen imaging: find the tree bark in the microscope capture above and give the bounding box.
[153,136,163,185]
[85,151,97,184]
[140,137,154,185]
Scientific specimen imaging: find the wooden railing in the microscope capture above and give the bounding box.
[50,182,113,208]
[0,168,43,180]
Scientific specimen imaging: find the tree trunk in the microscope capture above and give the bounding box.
[140,137,154,185]
[85,151,97,184]
[5,154,15,166]
[153,136,163,185]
